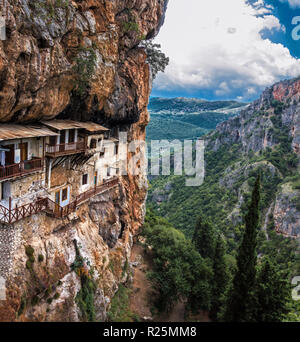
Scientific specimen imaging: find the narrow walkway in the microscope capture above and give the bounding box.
[0,178,119,224]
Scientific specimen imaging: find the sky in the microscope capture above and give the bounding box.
[151,0,300,102]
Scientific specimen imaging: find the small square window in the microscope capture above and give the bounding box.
[82,174,88,185]
[62,187,68,201]
[90,139,97,149]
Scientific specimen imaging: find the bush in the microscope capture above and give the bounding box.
[73,47,97,97]
[25,245,34,257]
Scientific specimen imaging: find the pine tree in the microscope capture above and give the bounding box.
[254,257,291,322]
[223,175,261,322]
[210,234,229,321]
[193,216,215,260]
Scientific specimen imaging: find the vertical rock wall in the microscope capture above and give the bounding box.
[0,0,168,321]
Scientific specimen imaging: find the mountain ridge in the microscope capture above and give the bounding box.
[148,76,300,246]
[149,97,248,115]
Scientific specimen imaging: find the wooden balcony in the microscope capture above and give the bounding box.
[0,158,43,181]
[59,177,119,217]
[45,141,86,158]
[0,177,119,224]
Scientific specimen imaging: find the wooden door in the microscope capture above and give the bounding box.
[94,171,98,186]
[19,143,28,162]
[55,191,60,215]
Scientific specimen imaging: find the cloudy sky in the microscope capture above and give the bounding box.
[151,0,300,102]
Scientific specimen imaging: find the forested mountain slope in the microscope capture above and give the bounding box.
[148,77,300,262]
[147,97,247,140]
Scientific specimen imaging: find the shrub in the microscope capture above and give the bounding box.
[53,292,60,300]
[25,245,34,257]
[73,47,97,98]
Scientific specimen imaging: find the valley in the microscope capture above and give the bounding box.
[145,83,300,321]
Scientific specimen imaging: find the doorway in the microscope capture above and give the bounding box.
[49,136,57,146]
[59,131,66,153]
[19,142,28,162]
[69,129,75,143]
[55,190,60,215]
[94,171,98,186]
[5,144,15,165]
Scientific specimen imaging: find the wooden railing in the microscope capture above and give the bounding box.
[60,177,119,217]
[0,158,43,181]
[45,141,86,157]
[0,178,119,224]
[0,198,48,224]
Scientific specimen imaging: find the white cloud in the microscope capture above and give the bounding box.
[153,0,300,100]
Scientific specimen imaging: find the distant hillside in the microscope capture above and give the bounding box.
[147,97,248,140]
[148,97,247,115]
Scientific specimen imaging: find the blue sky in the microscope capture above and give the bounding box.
[151,0,300,102]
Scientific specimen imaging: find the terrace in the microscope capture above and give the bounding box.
[42,120,109,158]
[0,177,119,224]
[0,158,43,181]
[45,141,86,157]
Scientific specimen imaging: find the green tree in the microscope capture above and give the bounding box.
[140,40,169,79]
[210,234,230,321]
[192,217,215,260]
[254,257,291,322]
[223,176,261,322]
[143,211,212,313]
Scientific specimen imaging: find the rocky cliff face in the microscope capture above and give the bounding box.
[207,77,300,241]
[0,0,168,321]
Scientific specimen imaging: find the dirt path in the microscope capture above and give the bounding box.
[129,241,211,322]
[129,242,153,320]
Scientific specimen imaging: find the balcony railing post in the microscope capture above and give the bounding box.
[8,197,12,223]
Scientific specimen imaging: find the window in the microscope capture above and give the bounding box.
[107,168,111,177]
[82,174,88,185]
[62,187,68,201]
[1,182,11,200]
[115,143,119,155]
[90,139,97,149]
[100,150,105,158]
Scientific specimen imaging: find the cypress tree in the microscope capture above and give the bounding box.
[210,234,229,321]
[193,216,215,260]
[254,257,290,322]
[224,175,261,322]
